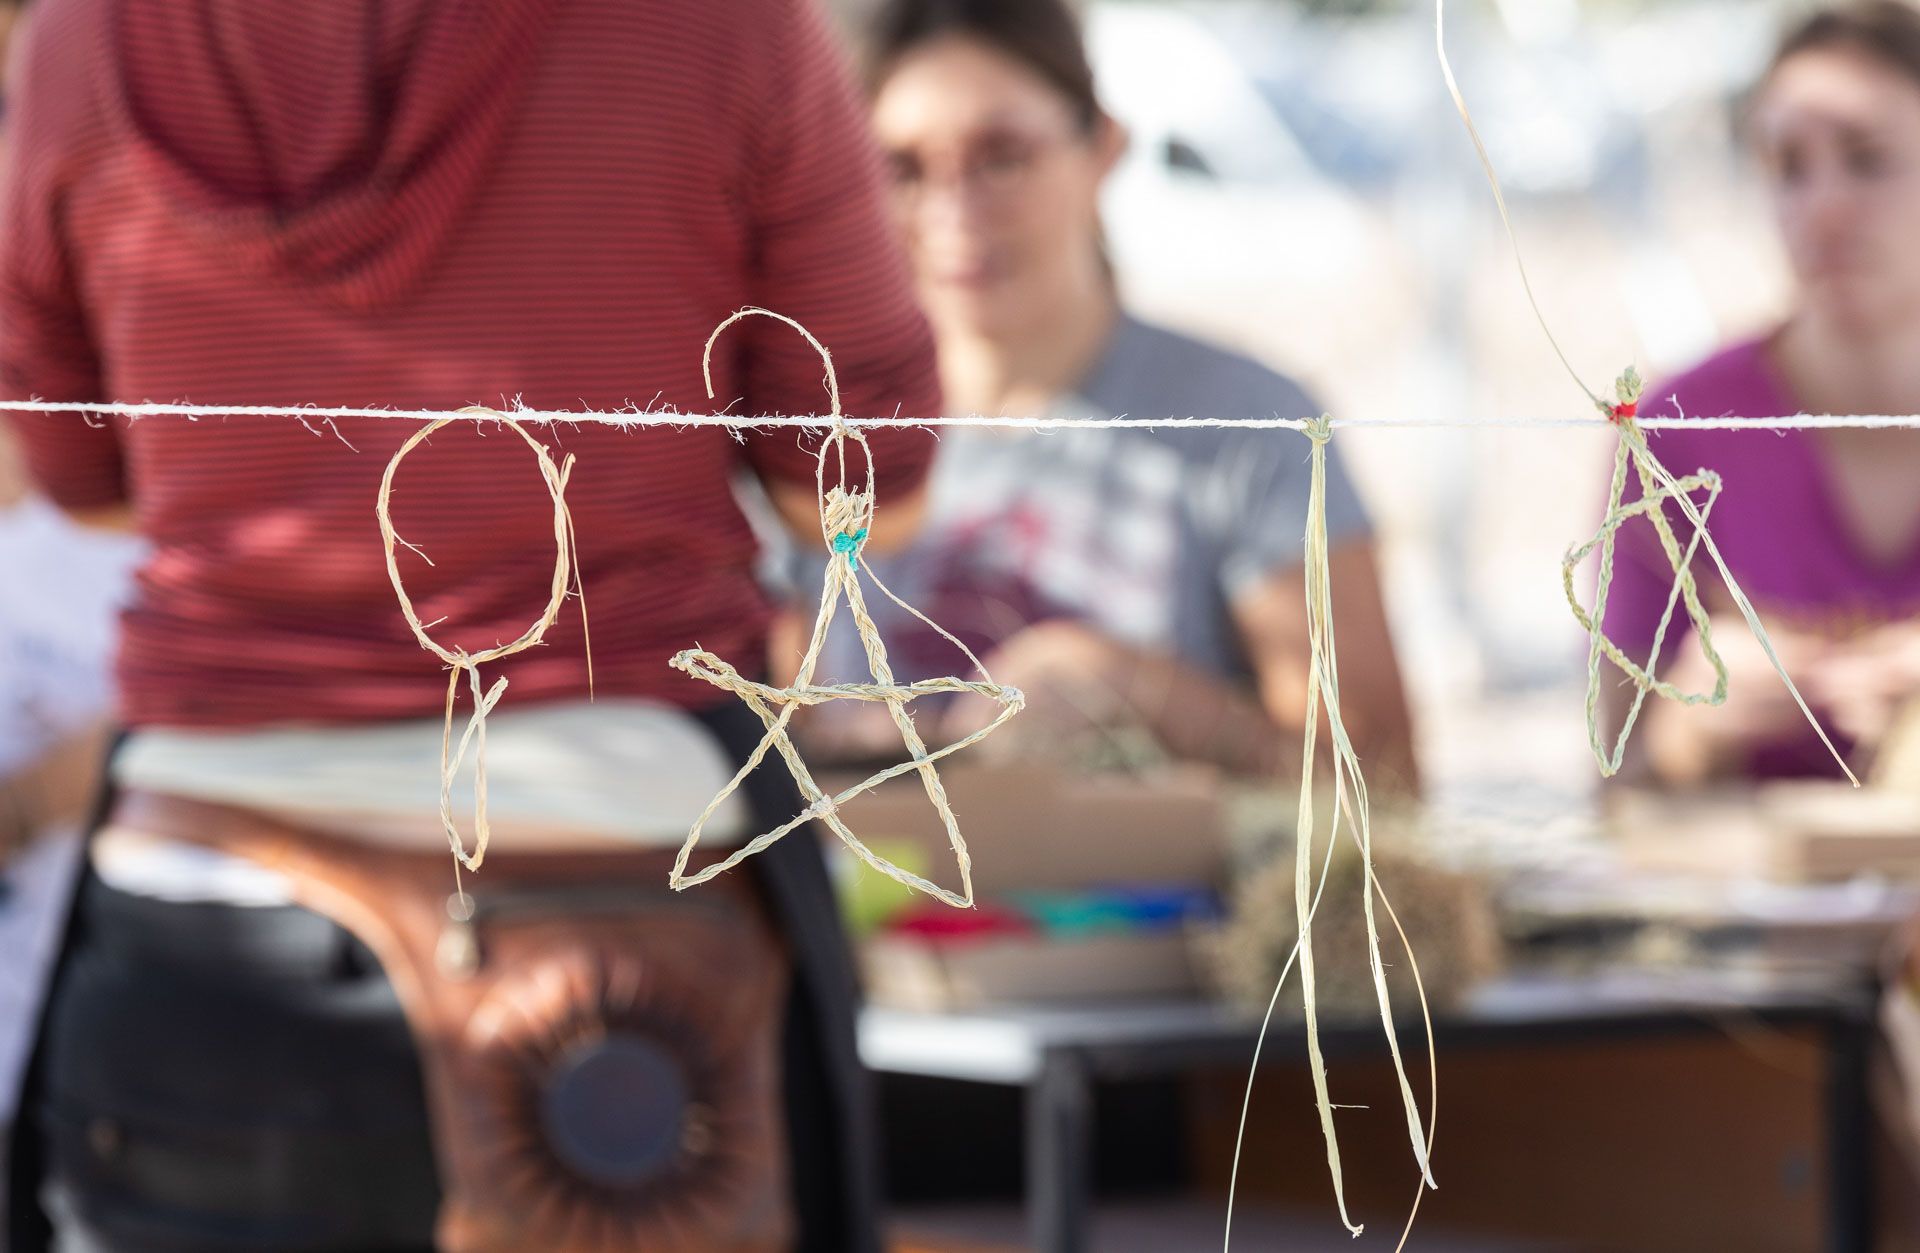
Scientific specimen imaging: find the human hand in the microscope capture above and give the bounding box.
[940,619,1130,747]
[1638,615,1835,782]
[1801,619,1920,749]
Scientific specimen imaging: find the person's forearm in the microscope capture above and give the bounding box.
[1,723,110,855]
[767,606,807,687]
[1087,642,1299,778]
[1637,698,1745,788]
[1122,650,1419,789]
[1231,544,1421,795]
[1605,663,1777,789]
[63,503,135,532]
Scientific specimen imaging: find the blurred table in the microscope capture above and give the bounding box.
[858,966,1879,1253]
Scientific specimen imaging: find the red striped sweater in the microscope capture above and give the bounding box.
[0,0,938,728]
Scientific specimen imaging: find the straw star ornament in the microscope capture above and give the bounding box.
[1563,367,1856,784]
[669,309,1024,908]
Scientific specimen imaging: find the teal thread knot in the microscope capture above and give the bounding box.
[831,527,868,568]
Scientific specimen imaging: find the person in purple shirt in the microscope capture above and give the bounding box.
[1604,0,1920,784]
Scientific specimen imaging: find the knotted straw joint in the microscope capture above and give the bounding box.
[822,486,874,566]
[831,527,869,568]
[1600,364,1644,426]
[820,484,871,534]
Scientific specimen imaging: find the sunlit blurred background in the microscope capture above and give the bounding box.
[833,0,1797,836]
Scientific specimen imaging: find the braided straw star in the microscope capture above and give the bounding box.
[1566,368,1856,783]
[1434,0,1853,788]
[669,309,1024,908]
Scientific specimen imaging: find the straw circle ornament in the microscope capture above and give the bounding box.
[377,407,588,876]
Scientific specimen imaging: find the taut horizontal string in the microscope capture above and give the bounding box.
[9,396,1920,431]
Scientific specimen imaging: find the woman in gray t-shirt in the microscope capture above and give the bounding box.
[792,0,1415,787]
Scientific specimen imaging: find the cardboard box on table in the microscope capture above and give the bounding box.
[819,765,1225,1010]
[1613,782,1920,881]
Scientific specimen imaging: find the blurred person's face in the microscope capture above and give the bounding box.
[1758,45,1920,333]
[872,36,1120,342]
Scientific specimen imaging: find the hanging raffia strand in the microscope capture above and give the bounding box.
[669,308,1024,908]
[1225,417,1438,1250]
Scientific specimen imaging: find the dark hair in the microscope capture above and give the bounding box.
[1770,1,1920,92]
[862,0,1102,133]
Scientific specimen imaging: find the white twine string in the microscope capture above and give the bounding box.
[15,395,1920,430]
